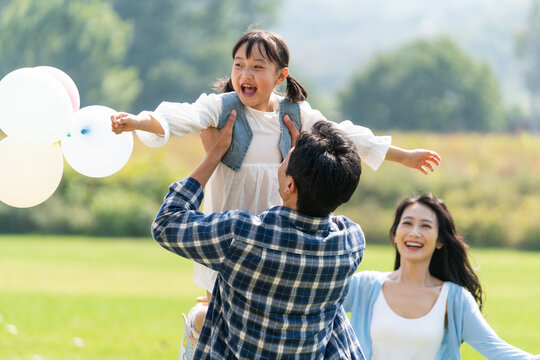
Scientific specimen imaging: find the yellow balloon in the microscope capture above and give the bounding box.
[0,138,64,208]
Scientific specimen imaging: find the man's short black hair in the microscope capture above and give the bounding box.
[286,121,361,217]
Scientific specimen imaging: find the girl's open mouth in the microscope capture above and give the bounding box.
[241,84,257,97]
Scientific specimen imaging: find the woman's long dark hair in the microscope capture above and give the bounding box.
[213,29,308,103]
[389,193,484,310]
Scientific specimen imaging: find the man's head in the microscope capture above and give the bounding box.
[278,121,361,217]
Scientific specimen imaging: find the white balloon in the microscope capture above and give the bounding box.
[0,68,73,145]
[0,138,64,208]
[61,105,133,178]
[35,66,80,113]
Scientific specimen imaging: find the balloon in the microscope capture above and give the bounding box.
[0,137,64,208]
[0,68,73,145]
[61,105,133,178]
[35,66,80,113]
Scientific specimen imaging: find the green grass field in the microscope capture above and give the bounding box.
[1,235,538,359]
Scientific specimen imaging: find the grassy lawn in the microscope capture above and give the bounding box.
[0,235,539,359]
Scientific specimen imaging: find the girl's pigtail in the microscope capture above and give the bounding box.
[212,77,234,93]
[286,75,308,103]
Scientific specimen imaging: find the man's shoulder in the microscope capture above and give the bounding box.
[331,214,363,232]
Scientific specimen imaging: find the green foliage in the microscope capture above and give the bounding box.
[111,0,280,111]
[516,0,540,91]
[0,136,198,237]
[0,0,141,110]
[340,37,504,132]
[1,133,538,250]
[504,105,530,132]
[515,0,540,133]
[337,133,540,250]
[519,226,540,251]
[0,0,281,111]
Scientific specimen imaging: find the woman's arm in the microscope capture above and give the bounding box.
[460,290,538,360]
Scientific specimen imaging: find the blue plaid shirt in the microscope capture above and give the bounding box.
[152,177,366,360]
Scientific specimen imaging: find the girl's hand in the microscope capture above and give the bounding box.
[111,113,141,134]
[283,114,299,146]
[402,149,441,174]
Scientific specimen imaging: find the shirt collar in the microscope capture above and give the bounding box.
[274,206,332,233]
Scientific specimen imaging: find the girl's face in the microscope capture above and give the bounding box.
[394,202,442,263]
[231,42,288,112]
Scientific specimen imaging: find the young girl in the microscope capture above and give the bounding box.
[343,193,539,360]
[112,30,440,359]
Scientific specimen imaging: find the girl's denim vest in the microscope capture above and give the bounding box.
[217,92,301,172]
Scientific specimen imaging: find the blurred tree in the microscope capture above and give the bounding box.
[111,0,280,111]
[516,0,540,133]
[0,0,141,110]
[339,37,504,132]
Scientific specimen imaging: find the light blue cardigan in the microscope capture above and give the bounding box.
[343,271,538,360]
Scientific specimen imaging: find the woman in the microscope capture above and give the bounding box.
[343,193,538,360]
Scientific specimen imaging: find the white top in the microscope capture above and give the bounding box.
[137,92,392,291]
[370,282,449,360]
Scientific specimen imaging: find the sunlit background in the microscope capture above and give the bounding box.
[0,0,539,359]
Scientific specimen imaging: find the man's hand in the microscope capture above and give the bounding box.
[190,110,236,187]
[199,109,236,158]
[283,114,300,146]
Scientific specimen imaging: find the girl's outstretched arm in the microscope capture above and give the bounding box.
[385,145,441,174]
[111,112,165,135]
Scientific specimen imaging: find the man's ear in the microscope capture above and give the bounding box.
[284,175,297,195]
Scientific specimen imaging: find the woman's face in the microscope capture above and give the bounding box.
[230,42,287,112]
[394,202,442,262]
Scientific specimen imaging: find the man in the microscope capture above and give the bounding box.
[152,112,365,359]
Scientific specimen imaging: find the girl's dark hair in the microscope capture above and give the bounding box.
[213,29,308,103]
[389,193,484,310]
